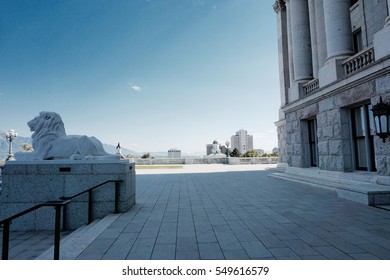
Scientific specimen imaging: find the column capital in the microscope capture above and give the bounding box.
[273,0,286,14]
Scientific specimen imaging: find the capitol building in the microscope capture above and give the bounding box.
[273,0,390,177]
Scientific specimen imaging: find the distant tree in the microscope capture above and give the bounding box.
[141,152,151,159]
[229,148,241,158]
[19,143,33,152]
[261,153,270,157]
[270,151,279,157]
[243,149,259,158]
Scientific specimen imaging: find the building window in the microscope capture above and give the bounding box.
[308,119,318,167]
[353,29,363,54]
[350,0,358,7]
[351,105,376,171]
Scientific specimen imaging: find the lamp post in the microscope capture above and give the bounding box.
[225,140,230,157]
[6,129,18,161]
[371,97,390,143]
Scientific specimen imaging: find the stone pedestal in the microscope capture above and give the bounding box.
[0,160,135,230]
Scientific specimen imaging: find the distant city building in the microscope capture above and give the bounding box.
[168,148,181,158]
[231,129,253,154]
[206,140,223,155]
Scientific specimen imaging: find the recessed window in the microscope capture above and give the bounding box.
[350,0,358,7]
[308,119,318,167]
[353,29,363,53]
[351,105,376,171]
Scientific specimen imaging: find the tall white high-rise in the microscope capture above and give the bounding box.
[231,129,253,154]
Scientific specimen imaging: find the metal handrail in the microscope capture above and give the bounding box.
[59,180,123,228]
[0,179,123,260]
[0,200,71,260]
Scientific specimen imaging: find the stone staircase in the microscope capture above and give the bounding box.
[35,213,120,260]
[269,167,390,208]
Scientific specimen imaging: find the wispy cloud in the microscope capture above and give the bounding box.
[128,82,143,93]
[131,85,142,92]
[0,92,4,96]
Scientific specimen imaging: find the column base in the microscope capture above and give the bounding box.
[373,24,390,60]
[319,58,345,87]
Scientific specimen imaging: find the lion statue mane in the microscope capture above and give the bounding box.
[14,111,120,161]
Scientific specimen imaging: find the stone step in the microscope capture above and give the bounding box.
[269,172,390,206]
[35,213,120,260]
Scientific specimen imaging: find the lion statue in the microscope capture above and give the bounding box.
[14,111,120,161]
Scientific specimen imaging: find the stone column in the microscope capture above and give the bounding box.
[386,0,390,26]
[288,0,312,82]
[308,0,326,77]
[308,0,318,78]
[314,0,327,69]
[274,0,289,108]
[319,0,353,87]
[285,0,294,85]
[323,0,353,61]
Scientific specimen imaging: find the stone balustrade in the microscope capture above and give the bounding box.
[342,46,375,75]
[303,78,319,95]
[133,157,278,165]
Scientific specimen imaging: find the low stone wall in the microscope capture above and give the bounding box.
[0,160,135,230]
[133,157,278,165]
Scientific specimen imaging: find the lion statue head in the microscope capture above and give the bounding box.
[28,111,66,149]
[14,111,120,161]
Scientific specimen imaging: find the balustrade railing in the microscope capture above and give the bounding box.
[342,46,375,75]
[303,78,319,95]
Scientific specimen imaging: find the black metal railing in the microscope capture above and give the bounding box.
[0,200,70,260]
[0,179,123,260]
[60,180,123,229]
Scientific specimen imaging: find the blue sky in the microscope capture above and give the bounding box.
[0,0,280,155]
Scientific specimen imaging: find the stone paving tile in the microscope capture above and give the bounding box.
[222,249,250,260]
[269,247,301,260]
[241,241,273,259]
[313,246,354,260]
[357,243,390,259]
[198,242,224,260]
[282,239,322,257]
[101,232,138,260]
[126,238,155,260]
[349,253,381,260]
[176,250,200,260]
[196,230,218,243]
[151,243,176,260]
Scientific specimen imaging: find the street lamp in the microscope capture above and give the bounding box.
[6,129,18,161]
[371,97,390,143]
[225,140,230,157]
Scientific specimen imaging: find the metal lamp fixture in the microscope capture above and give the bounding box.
[371,97,390,143]
[5,129,18,161]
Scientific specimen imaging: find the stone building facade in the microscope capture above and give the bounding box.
[273,0,390,176]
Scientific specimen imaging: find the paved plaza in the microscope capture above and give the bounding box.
[2,164,390,260]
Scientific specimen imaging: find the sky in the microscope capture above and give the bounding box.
[0,0,280,155]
